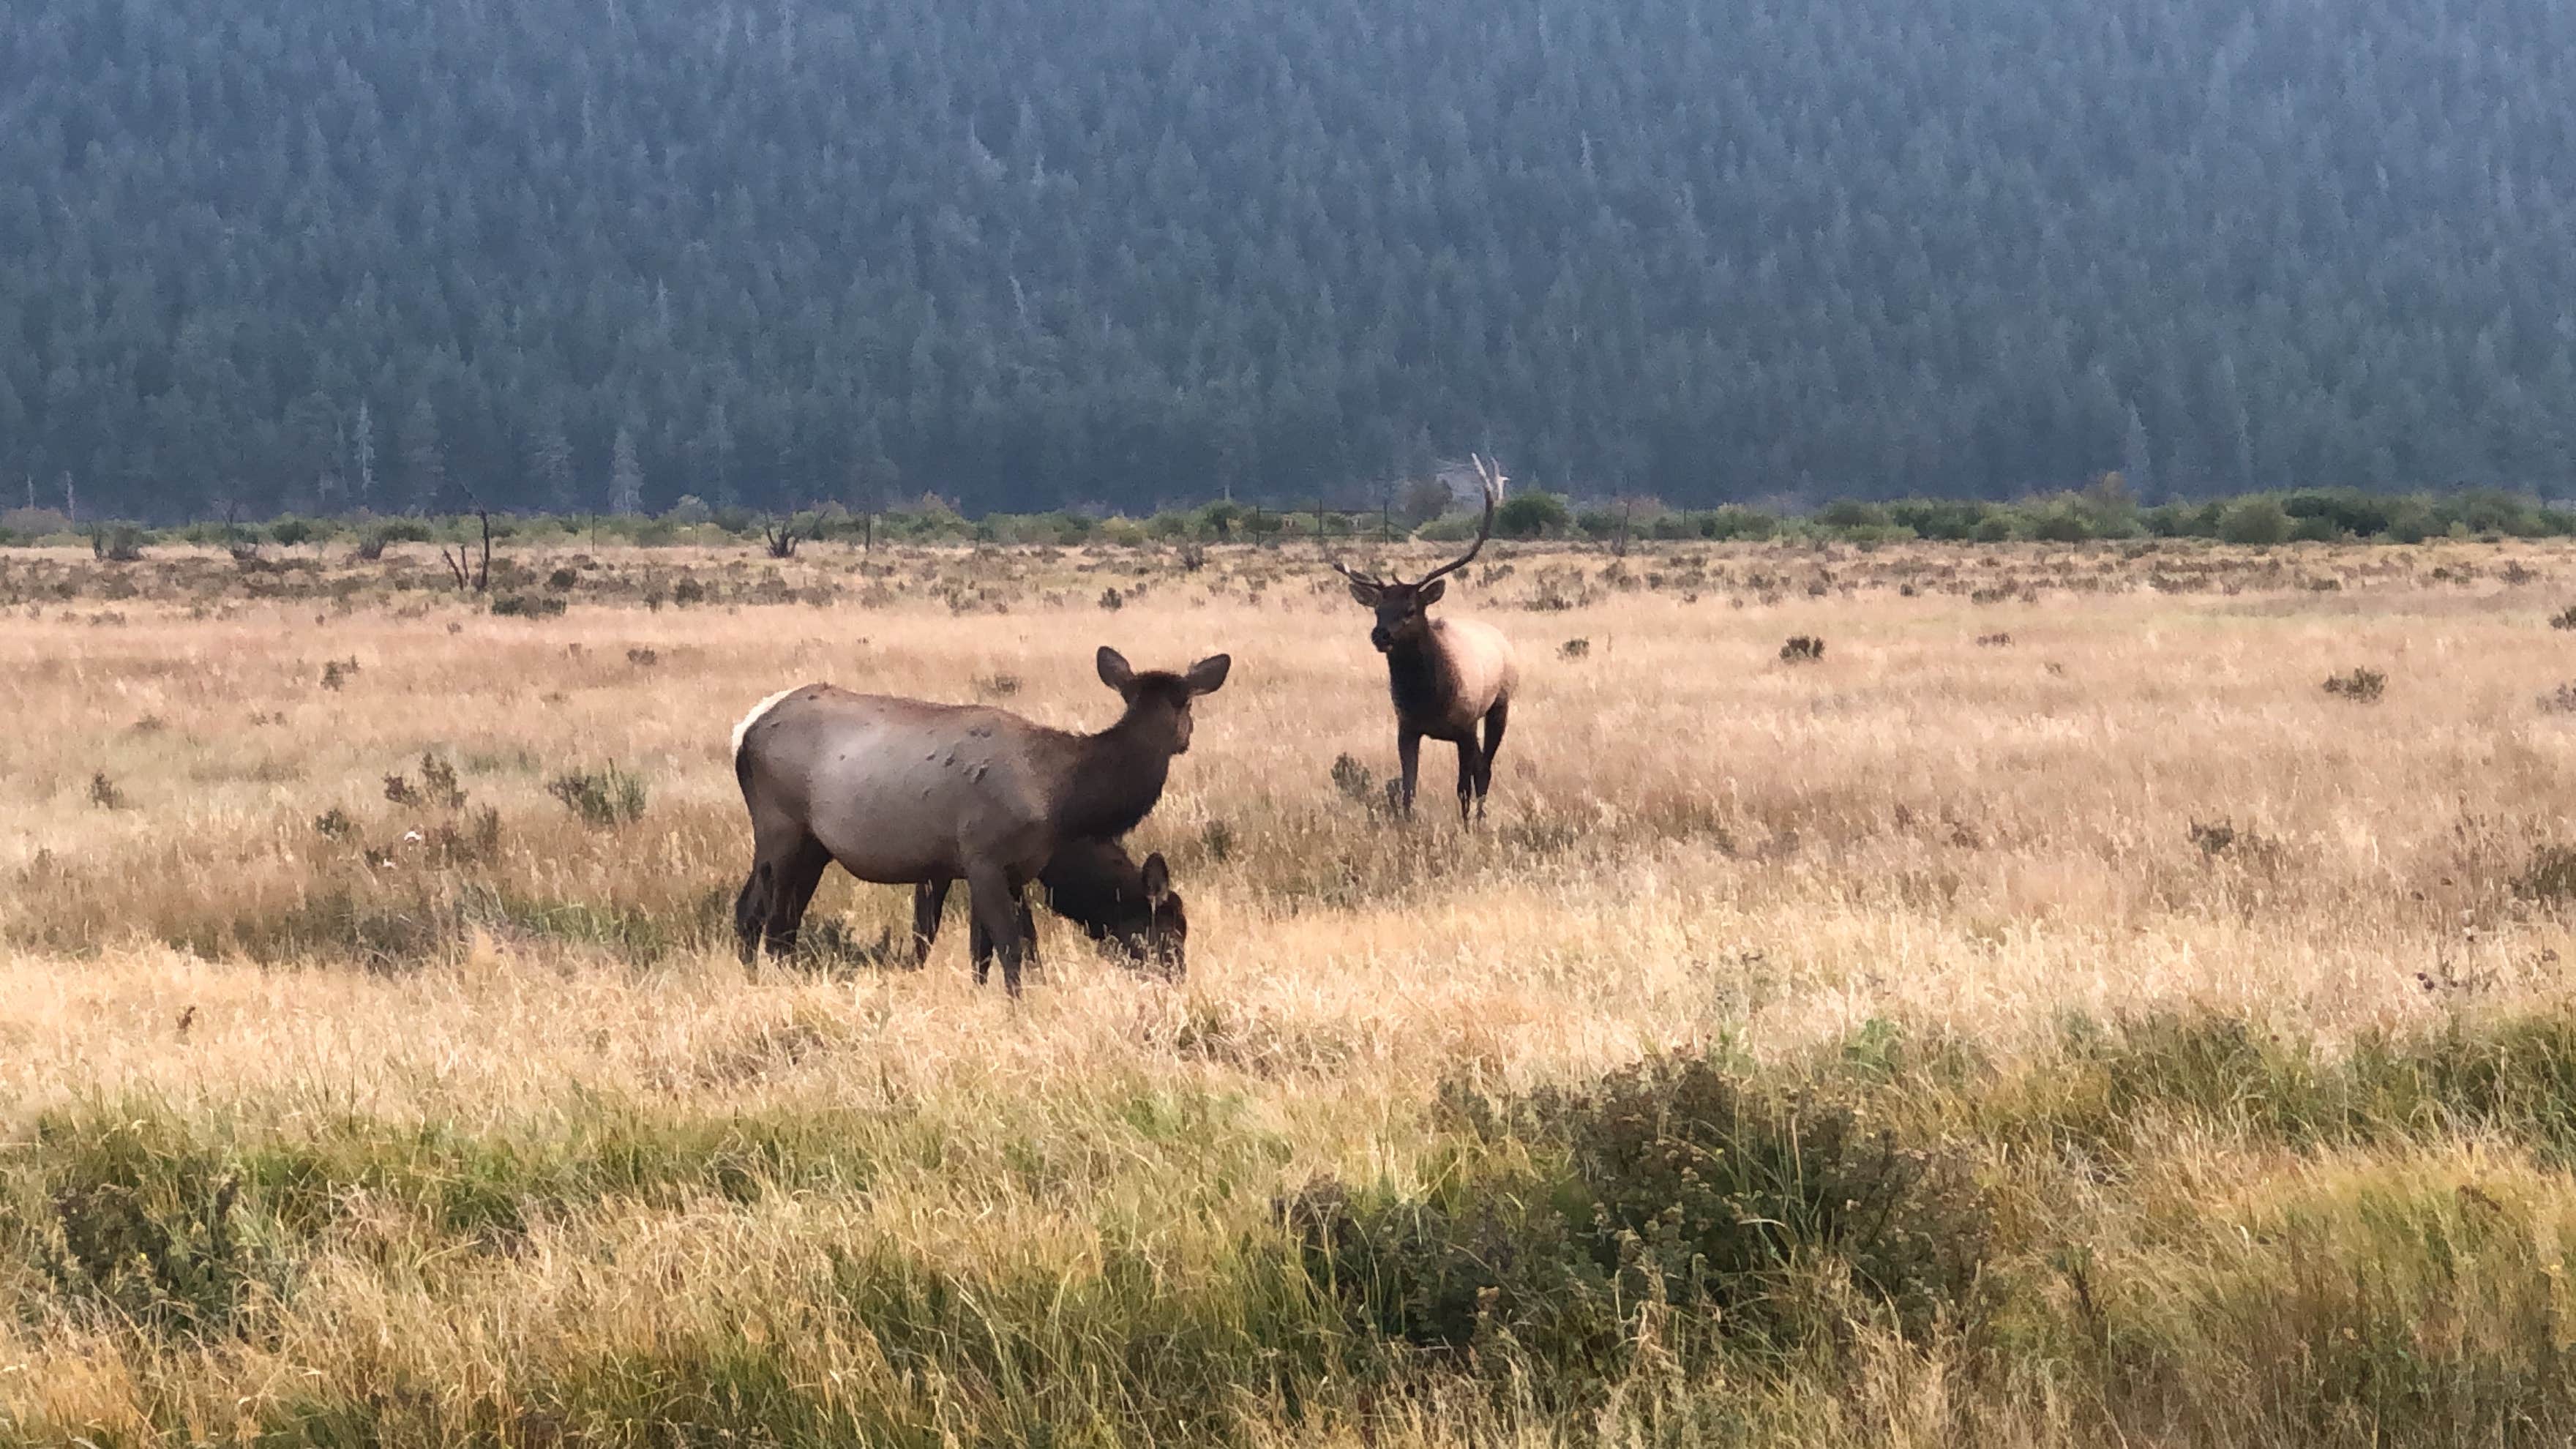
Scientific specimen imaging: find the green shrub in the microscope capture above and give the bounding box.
[2384,497,2438,543]
[1285,1053,1990,1388]
[490,592,567,618]
[547,764,648,827]
[2283,489,2392,537]
[1816,499,1890,531]
[2438,487,2547,539]
[1494,1056,1985,1339]
[2219,498,2292,544]
[1495,490,1572,539]
[2029,505,2095,542]
[89,523,147,562]
[2514,845,2576,907]
[1328,752,1376,804]
[2,1111,265,1336]
[1701,506,1779,541]
[1886,498,1993,541]
[1412,511,1483,542]
[1576,504,1647,539]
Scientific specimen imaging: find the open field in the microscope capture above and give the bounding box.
[10,535,2576,1445]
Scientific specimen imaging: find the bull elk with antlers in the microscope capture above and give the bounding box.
[1328,457,1520,822]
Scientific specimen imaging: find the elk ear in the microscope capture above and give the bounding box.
[1096,645,1136,694]
[1417,577,1447,607]
[1141,852,1171,904]
[1183,654,1232,695]
[1345,577,1382,607]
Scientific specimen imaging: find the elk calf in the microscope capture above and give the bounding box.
[912,837,1187,978]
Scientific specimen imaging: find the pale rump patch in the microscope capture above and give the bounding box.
[730,685,806,758]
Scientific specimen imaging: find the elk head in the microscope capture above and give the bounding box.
[1097,851,1188,978]
[1096,646,1232,753]
[1331,455,1503,652]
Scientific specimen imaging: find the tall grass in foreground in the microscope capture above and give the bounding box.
[10,539,2576,1442]
[13,1011,2576,1443]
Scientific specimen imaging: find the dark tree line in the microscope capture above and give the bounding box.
[4,0,2574,521]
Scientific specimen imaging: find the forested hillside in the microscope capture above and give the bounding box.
[4,0,2573,520]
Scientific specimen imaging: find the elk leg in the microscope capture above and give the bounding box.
[967,864,1031,996]
[762,835,834,957]
[1396,728,1423,817]
[1454,740,1477,823]
[1477,697,1510,820]
[732,861,774,964]
[910,878,952,969]
[735,825,828,961]
[964,892,1040,981]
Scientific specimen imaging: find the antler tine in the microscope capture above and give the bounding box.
[1322,523,1387,588]
[1325,554,1386,588]
[1415,454,1503,585]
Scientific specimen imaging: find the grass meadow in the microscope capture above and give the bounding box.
[8,533,2576,1445]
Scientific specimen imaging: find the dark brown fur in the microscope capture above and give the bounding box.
[1330,457,1519,821]
[911,838,1186,978]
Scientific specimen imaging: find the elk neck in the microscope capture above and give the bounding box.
[1038,842,1142,936]
[1382,626,1456,725]
[1053,702,1180,839]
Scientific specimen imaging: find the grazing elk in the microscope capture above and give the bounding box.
[910,836,1187,979]
[1328,456,1520,821]
[730,646,1229,993]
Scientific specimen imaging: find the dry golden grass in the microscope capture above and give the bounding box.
[10,533,2576,1444]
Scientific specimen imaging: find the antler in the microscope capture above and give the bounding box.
[1415,454,1504,586]
[1321,511,1388,589]
[1325,553,1386,589]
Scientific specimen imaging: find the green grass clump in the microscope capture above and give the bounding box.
[1989,1008,2576,1164]
[1285,1052,1991,1395]
[0,1112,266,1336]
[548,764,648,828]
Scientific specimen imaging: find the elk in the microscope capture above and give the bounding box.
[1328,457,1520,821]
[910,836,1187,979]
[730,646,1229,993]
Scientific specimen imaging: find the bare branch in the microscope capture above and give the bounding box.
[440,507,493,592]
[1415,454,1503,586]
